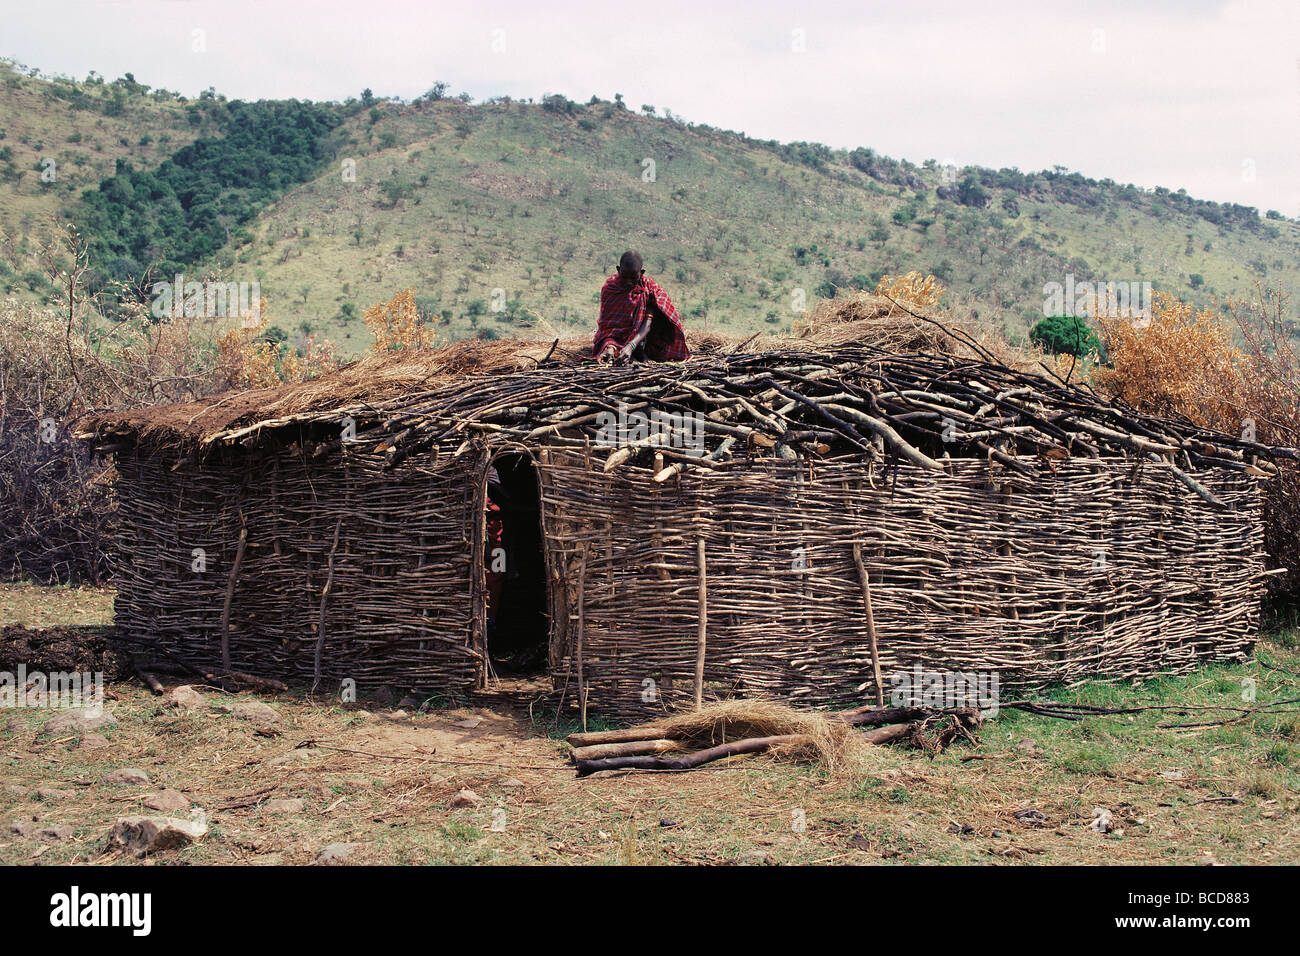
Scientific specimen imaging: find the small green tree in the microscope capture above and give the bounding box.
[1030,314,1100,357]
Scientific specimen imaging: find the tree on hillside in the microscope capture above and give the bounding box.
[1030,314,1100,357]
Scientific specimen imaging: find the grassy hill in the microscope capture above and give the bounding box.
[2,64,1298,357]
[0,59,224,290]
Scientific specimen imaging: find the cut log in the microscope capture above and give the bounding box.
[566,725,673,747]
[570,739,682,761]
[575,733,813,776]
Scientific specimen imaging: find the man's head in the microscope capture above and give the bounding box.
[617,250,644,285]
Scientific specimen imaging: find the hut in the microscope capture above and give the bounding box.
[80,329,1286,720]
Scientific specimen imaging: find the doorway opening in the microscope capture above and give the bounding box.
[484,453,550,676]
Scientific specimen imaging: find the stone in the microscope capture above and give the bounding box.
[264,797,305,814]
[315,842,363,865]
[267,748,320,767]
[212,698,281,723]
[164,685,207,712]
[450,788,481,808]
[43,708,115,734]
[77,733,110,751]
[101,768,150,786]
[143,790,191,812]
[107,815,206,855]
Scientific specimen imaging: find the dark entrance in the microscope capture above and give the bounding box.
[485,454,549,676]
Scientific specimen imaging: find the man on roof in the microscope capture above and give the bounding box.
[593,251,690,364]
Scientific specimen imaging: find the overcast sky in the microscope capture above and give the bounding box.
[3,0,1297,214]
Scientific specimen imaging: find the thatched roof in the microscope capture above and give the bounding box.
[80,319,1291,508]
[78,305,980,446]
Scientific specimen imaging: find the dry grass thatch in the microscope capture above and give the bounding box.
[80,307,1011,445]
[637,699,876,774]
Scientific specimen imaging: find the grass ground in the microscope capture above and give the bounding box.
[1,581,1296,865]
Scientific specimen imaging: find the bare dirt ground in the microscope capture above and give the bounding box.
[1,583,1297,865]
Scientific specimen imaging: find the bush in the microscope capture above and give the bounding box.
[1030,315,1101,357]
[1092,288,1300,602]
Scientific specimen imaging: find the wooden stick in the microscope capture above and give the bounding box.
[569,738,681,761]
[694,536,707,710]
[852,541,885,707]
[859,723,913,745]
[219,523,247,672]
[575,733,812,776]
[136,668,164,695]
[575,547,588,732]
[567,725,673,747]
[312,515,343,693]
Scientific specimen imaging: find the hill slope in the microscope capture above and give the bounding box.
[200,96,1300,355]
[1,66,1297,356]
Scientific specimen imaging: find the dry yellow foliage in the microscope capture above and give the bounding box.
[365,288,436,354]
[1090,290,1244,428]
[217,300,339,390]
[874,271,945,312]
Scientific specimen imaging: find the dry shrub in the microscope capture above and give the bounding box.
[874,270,946,312]
[0,299,118,583]
[1091,291,1245,426]
[1092,286,1300,601]
[0,225,342,581]
[216,303,340,390]
[365,288,437,354]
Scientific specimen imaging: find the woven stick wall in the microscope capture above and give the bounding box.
[539,451,1263,721]
[112,437,482,693]
[88,340,1283,710]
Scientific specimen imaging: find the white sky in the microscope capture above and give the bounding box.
[3,0,1298,214]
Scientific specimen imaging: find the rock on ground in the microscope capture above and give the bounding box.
[107,815,206,856]
[143,790,191,812]
[43,708,116,734]
[101,768,150,786]
[264,797,305,814]
[315,842,364,865]
[212,699,281,723]
[10,820,73,841]
[164,685,207,712]
[450,788,481,808]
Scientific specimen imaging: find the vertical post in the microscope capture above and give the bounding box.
[694,536,707,710]
[852,540,884,707]
[313,515,343,693]
[220,517,247,673]
[575,547,588,731]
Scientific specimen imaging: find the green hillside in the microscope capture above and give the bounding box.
[2,64,1298,357]
[0,59,223,290]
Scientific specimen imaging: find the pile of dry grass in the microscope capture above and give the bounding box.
[643,699,875,775]
[796,292,949,352]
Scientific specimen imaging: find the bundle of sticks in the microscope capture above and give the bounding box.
[566,703,982,776]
